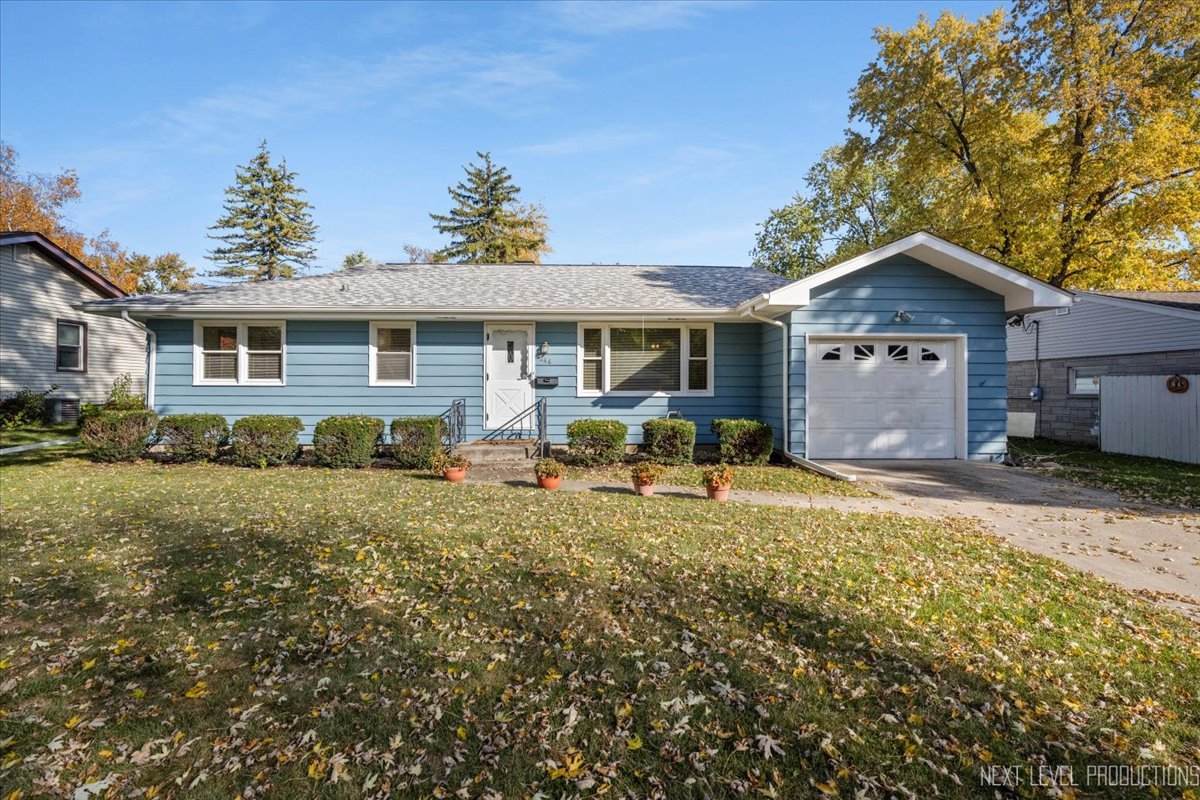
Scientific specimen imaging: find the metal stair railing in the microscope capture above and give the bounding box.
[481,398,548,456]
[441,398,467,451]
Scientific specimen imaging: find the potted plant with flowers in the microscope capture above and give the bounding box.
[702,464,735,501]
[630,462,665,497]
[433,452,471,483]
[534,458,566,490]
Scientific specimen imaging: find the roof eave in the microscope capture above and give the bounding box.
[76,303,756,322]
[745,232,1075,314]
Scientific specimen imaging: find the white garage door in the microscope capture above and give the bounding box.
[807,339,958,459]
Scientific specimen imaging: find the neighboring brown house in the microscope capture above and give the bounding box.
[1007,290,1200,443]
[0,232,146,419]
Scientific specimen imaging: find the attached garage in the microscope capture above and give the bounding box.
[736,232,1075,462]
[806,337,962,459]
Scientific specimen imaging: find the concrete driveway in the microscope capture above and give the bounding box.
[822,460,1200,619]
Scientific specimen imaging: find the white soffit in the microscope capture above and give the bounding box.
[741,232,1075,315]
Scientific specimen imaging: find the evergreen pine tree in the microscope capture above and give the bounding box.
[207,141,319,280]
[430,152,550,263]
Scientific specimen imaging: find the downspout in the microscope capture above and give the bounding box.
[744,306,856,483]
[121,311,156,409]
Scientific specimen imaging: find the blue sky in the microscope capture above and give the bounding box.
[1,0,996,273]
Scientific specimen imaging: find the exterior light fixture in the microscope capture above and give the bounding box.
[538,341,551,362]
[893,310,912,323]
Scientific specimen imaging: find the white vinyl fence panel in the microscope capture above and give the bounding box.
[1100,374,1200,464]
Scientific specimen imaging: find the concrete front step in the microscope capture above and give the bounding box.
[455,439,540,463]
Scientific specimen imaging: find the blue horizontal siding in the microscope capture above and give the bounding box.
[534,322,763,445]
[151,319,487,441]
[149,319,766,446]
[786,254,1008,461]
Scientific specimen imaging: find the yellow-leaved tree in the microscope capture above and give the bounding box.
[759,0,1199,289]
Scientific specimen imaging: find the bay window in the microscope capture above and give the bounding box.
[577,323,713,396]
[193,321,285,385]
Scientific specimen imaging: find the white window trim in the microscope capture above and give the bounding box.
[369,321,417,387]
[192,320,287,386]
[575,322,715,398]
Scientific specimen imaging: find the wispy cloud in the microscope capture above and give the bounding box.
[542,0,743,35]
[147,43,578,152]
[514,127,656,156]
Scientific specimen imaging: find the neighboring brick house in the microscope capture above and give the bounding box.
[1007,291,1200,443]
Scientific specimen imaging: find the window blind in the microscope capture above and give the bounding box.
[609,327,680,392]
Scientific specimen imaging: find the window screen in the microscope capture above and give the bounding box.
[581,328,603,391]
[609,327,681,392]
[202,325,238,381]
[376,327,413,383]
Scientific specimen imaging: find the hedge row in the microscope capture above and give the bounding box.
[77,412,445,467]
[78,410,775,467]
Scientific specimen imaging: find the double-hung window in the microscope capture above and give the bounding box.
[369,322,416,386]
[56,320,87,373]
[193,322,285,385]
[577,323,713,396]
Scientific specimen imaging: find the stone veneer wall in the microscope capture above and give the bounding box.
[1008,349,1200,443]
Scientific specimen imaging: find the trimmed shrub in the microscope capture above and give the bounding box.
[80,409,157,462]
[641,417,695,465]
[713,418,774,465]
[314,415,384,468]
[566,419,627,466]
[230,415,303,467]
[156,414,228,461]
[391,416,444,469]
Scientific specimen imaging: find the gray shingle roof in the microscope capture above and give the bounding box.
[83,263,789,314]
[1094,290,1200,312]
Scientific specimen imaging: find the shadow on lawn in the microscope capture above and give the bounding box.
[5,484,1190,799]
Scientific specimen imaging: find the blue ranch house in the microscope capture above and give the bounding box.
[81,232,1073,462]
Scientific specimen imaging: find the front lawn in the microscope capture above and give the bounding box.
[1,456,1197,799]
[0,422,78,450]
[565,461,874,496]
[1009,437,1200,507]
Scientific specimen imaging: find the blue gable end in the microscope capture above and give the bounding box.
[149,319,765,445]
[784,254,1008,461]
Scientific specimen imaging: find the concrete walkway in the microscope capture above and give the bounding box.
[473,460,1200,620]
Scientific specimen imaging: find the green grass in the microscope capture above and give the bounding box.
[0,422,78,450]
[1009,437,1200,507]
[565,461,874,496]
[1,456,1197,799]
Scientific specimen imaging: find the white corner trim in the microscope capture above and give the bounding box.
[743,232,1074,314]
[368,321,417,386]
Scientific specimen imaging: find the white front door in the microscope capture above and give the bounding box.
[484,324,535,429]
[807,338,959,459]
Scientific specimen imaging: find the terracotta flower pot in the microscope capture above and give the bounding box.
[443,467,468,483]
[537,475,562,490]
[633,481,656,497]
[705,482,731,501]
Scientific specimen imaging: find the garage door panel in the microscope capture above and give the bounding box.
[808,339,958,459]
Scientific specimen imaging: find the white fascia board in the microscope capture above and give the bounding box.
[78,305,754,322]
[742,232,1075,314]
